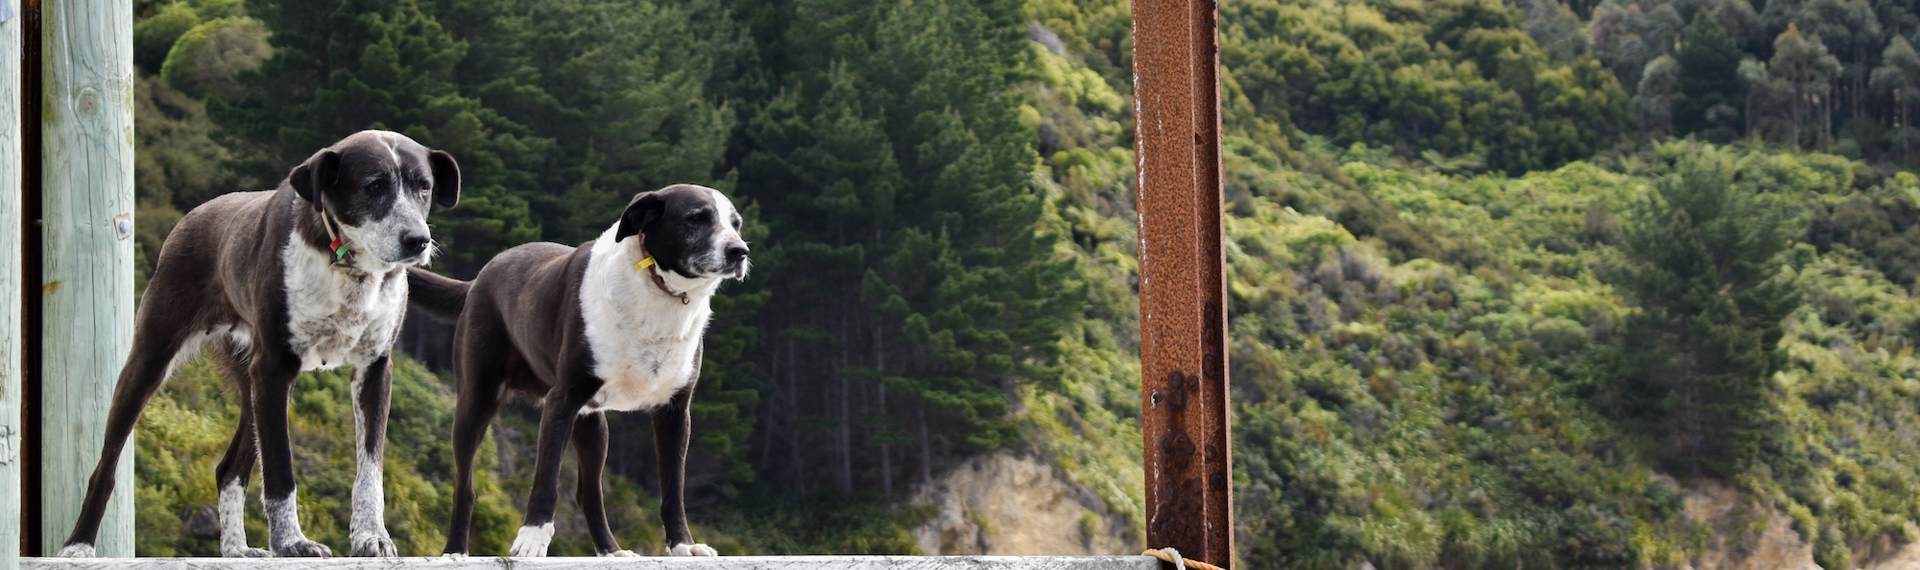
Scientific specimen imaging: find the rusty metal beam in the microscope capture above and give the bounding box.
[1132,0,1231,568]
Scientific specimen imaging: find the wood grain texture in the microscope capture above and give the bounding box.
[3,2,27,569]
[22,557,1158,570]
[37,0,135,557]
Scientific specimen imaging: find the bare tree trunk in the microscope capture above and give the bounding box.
[838,316,853,494]
[760,323,783,471]
[1825,77,1835,149]
[878,395,893,496]
[918,406,933,486]
[1856,46,1868,123]
[876,315,891,496]
[1792,88,1804,149]
[788,333,805,495]
[1746,90,1755,139]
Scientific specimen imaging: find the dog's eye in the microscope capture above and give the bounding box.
[688,211,711,223]
[731,218,742,229]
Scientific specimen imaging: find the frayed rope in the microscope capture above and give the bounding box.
[1141,547,1226,570]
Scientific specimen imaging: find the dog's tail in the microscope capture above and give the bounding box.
[407,267,470,323]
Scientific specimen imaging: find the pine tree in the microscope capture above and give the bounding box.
[477,0,735,245]
[1675,14,1746,139]
[1610,144,1797,476]
[730,0,1081,495]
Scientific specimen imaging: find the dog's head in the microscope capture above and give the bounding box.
[613,184,750,280]
[286,130,461,267]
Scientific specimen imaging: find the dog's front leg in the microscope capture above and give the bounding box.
[348,354,399,556]
[253,353,333,558]
[655,367,717,557]
[572,412,632,556]
[509,381,598,557]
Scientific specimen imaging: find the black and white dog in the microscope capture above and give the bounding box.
[407,184,748,557]
[57,130,460,558]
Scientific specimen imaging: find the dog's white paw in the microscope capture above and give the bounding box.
[440,552,469,561]
[350,530,399,557]
[273,538,334,558]
[603,549,642,557]
[56,543,95,558]
[669,543,719,557]
[222,546,275,558]
[509,523,555,557]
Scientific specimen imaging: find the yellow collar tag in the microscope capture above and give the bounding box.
[634,257,656,271]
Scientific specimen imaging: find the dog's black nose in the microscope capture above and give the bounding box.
[725,243,749,261]
[400,233,431,255]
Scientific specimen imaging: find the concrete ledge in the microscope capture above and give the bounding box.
[24,556,1158,570]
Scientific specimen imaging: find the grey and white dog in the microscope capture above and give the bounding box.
[57,130,460,558]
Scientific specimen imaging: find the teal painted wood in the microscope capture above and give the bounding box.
[22,556,1161,570]
[38,0,136,558]
[2,2,27,568]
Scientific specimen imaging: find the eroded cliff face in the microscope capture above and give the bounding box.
[1673,477,1819,570]
[906,453,1920,568]
[909,451,1138,556]
[1669,477,1920,570]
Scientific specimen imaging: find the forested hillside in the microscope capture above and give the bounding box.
[125,0,1920,567]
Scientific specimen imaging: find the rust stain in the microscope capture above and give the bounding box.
[42,280,60,295]
[1135,0,1232,566]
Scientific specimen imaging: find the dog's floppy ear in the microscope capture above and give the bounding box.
[288,148,341,212]
[428,150,462,209]
[614,192,666,244]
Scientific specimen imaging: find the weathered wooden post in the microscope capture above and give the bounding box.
[1132,0,1232,567]
[3,0,26,567]
[36,0,137,557]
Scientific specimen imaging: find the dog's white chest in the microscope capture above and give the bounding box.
[577,233,712,413]
[282,243,406,371]
[577,287,707,412]
[585,341,701,412]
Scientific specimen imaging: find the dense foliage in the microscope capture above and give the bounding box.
[1224,135,1920,568]
[1223,0,1631,173]
[124,0,1920,566]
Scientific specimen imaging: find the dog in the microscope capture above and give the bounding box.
[56,130,460,558]
[406,184,748,557]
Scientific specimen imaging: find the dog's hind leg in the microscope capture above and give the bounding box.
[251,350,333,558]
[214,409,272,558]
[442,331,514,557]
[572,412,631,556]
[210,341,272,558]
[57,306,211,557]
[347,354,399,557]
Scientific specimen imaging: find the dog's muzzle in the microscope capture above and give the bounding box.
[400,232,430,257]
[723,243,750,278]
[385,230,437,266]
